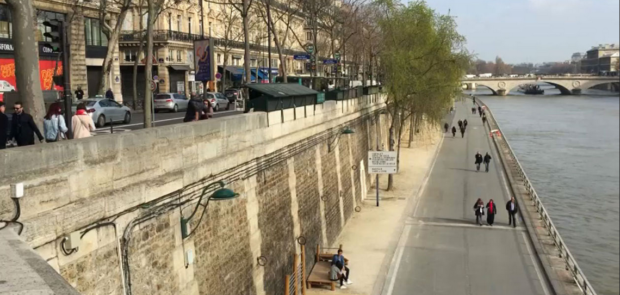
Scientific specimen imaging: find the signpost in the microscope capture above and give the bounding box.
[294,54,311,60]
[334,53,341,60]
[323,59,338,65]
[368,151,398,206]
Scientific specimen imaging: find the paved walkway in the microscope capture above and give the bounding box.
[382,101,551,295]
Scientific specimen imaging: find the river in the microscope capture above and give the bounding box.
[465,86,619,295]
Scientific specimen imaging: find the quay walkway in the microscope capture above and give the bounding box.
[381,101,587,295]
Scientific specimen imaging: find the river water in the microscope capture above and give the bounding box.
[466,86,619,295]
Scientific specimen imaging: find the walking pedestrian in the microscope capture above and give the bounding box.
[444,122,449,133]
[72,103,96,139]
[458,120,463,130]
[460,127,465,138]
[0,101,8,149]
[74,86,84,100]
[482,114,487,125]
[472,107,476,115]
[474,198,485,226]
[473,96,476,105]
[452,126,457,138]
[9,102,44,146]
[486,199,497,226]
[478,106,483,117]
[43,102,68,142]
[475,152,483,171]
[506,197,518,228]
[483,152,492,172]
[463,119,468,130]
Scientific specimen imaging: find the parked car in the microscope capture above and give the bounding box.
[71,98,132,127]
[154,93,189,113]
[203,92,229,111]
[224,88,244,103]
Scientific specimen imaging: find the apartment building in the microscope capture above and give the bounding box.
[581,44,620,74]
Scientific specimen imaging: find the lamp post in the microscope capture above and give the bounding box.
[181,181,239,239]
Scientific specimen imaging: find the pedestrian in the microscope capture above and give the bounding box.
[460,126,465,138]
[9,102,44,146]
[105,88,115,100]
[452,126,457,138]
[75,86,84,100]
[332,249,352,287]
[478,106,482,117]
[475,152,483,171]
[471,107,476,114]
[506,197,518,228]
[444,122,449,133]
[486,199,497,226]
[473,198,485,226]
[482,114,487,125]
[463,119,468,130]
[43,102,68,142]
[458,120,463,130]
[199,99,214,120]
[72,103,96,139]
[483,152,492,172]
[184,96,203,122]
[473,96,476,105]
[0,101,8,149]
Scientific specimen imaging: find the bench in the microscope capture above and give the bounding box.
[306,244,348,291]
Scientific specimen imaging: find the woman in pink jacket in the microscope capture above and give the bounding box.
[72,103,96,139]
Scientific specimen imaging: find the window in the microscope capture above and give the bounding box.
[177,15,181,32]
[188,17,192,35]
[217,54,221,64]
[168,13,172,31]
[199,19,203,36]
[0,5,12,39]
[124,50,138,62]
[177,49,182,62]
[84,18,108,46]
[169,49,174,61]
[37,11,65,42]
[306,32,312,42]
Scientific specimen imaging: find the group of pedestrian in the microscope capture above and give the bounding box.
[474,151,492,172]
[0,100,97,150]
[330,249,352,289]
[474,197,519,227]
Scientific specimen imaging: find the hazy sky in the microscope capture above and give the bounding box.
[416,0,620,64]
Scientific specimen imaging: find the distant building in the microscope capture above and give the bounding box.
[581,44,620,74]
[571,52,584,63]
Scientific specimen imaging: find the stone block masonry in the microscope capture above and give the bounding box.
[0,94,388,295]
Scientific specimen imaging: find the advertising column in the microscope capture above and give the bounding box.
[194,39,214,91]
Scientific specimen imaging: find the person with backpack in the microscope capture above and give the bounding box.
[43,102,68,142]
[72,103,96,139]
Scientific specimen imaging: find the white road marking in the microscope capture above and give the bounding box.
[406,220,525,231]
[522,232,552,295]
[384,133,443,295]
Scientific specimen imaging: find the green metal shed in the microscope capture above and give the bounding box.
[245,83,320,112]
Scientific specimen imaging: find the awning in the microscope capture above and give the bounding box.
[252,69,267,80]
[222,66,244,81]
[169,64,191,71]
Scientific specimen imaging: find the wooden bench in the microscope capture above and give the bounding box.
[306,244,348,291]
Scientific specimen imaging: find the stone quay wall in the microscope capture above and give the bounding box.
[0,94,388,295]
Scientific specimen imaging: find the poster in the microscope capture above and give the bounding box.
[0,58,63,101]
[194,39,213,82]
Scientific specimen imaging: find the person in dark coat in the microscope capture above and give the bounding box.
[444,122,449,133]
[483,152,492,172]
[105,88,115,100]
[451,126,457,138]
[75,86,84,100]
[0,101,8,149]
[474,198,484,226]
[183,96,203,122]
[460,126,465,138]
[9,102,44,146]
[463,119,468,130]
[482,114,487,125]
[506,197,518,228]
[486,199,497,226]
[475,152,483,171]
[458,120,463,130]
[478,106,483,117]
[472,107,476,115]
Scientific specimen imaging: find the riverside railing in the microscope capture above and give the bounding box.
[480,99,597,295]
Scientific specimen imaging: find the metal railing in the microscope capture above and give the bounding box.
[479,99,597,295]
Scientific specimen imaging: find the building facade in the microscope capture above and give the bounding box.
[581,44,620,74]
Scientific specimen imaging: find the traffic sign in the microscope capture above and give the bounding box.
[215,72,222,79]
[153,75,159,81]
[150,81,157,91]
[368,151,398,174]
[307,44,314,54]
[294,54,311,60]
[334,53,341,60]
[323,59,338,65]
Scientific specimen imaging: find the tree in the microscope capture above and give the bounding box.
[378,0,471,190]
[215,1,246,90]
[229,0,254,86]
[97,0,133,95]
[6,0,46,133]
[142,0,167,128]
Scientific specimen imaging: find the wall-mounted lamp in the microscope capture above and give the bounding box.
[328,126,355,152]
[181,181,239,239]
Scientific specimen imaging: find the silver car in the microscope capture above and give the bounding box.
[204,92,229,111]
[72,99,132,127]
[154,93,189,112]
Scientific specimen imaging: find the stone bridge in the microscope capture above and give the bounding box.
[462,76,620,95]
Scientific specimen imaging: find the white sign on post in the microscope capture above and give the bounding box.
[368,151,398,174]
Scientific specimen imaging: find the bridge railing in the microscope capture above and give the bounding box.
[479,99,597,295]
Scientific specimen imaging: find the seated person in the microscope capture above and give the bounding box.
[331,249,352,288]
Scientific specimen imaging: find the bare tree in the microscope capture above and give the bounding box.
[228,0,254,85]
[214,1,246,90]
[97,0,133,95]
[143,0,167,128]
[6,0,46,133]
[132,2,146,111]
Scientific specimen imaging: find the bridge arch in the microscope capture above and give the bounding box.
[538,81,573,95]
[577,80,620,92]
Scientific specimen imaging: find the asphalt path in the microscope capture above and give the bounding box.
[383,100,551,295]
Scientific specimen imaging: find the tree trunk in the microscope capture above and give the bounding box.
[242,0,251,86]
[143,3,155,128]
[408,114,414,148]
[7,0,45,135]
[222,52,228,92]
[266,1,287,83]
[132,32,145,111]
[97,10,128,96]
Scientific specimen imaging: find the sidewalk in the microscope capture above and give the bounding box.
[307,125,443,295]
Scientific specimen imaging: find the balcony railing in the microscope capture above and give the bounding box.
[120,30,309,57]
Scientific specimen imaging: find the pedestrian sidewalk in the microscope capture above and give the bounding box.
[307,126,443,295]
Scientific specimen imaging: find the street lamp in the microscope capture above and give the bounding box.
[181,180,239,239]
[328,126,355,152]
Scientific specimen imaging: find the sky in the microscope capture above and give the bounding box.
[411,0,620,64]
